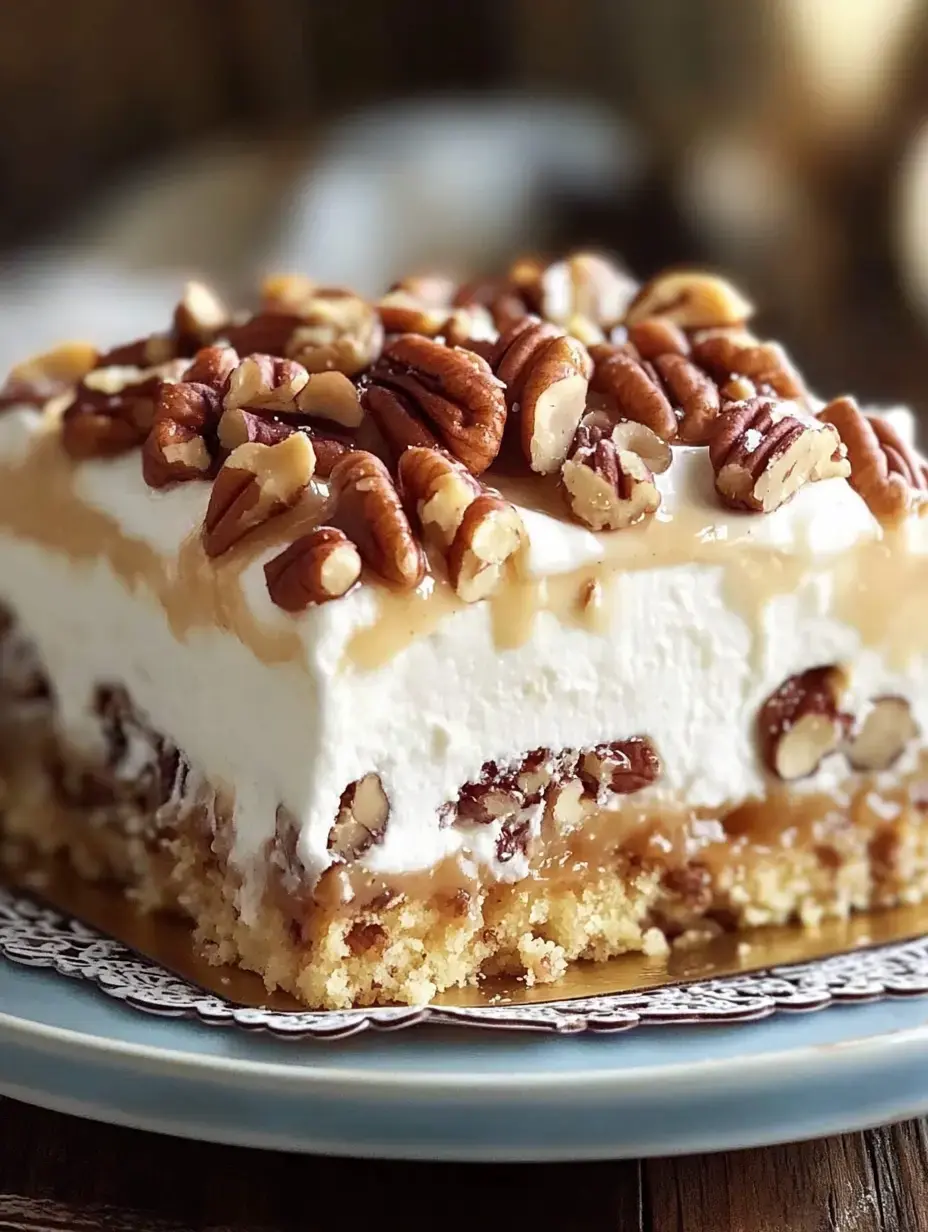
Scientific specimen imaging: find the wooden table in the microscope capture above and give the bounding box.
[2,1100,927,1231]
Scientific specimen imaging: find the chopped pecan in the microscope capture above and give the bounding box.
[363,335,507,474]
[819,396,928,524]
[397,446,481,549]
[328,450,426,588]
[709,398,849,513]
[609,418,673,473]
[183,344,240,390]
[264,527,362,611]
[446,493,525,602]
[846,696,919,772]
[172,281,228,350]
[143,378,223,487]
[62,368,171,460]
[691,330,805,402]
[560,417,662,531]
[626,270,753,329]
[513,250,638,332]
[0,341,99,410]
[757,666,852,780]
[293,371,364,429]
[217,408,296,452]
[588,336,721,444]
[96,334,176,369]
[579,737,661,797]
[328,773,389,861]
[493,316,592,473]
[441,304,498,352]
[378,280,454,336]
[203,433,317,557]
[223,353,309,413]
[453,276,530,333]
[283,287,383,377]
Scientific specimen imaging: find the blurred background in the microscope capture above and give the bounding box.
[2,0,928,413]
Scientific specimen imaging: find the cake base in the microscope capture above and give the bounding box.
[4,710,928,1010]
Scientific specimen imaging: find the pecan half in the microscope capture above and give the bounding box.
[62,367,173,460]
[397,446,481,549]
[264,527,362,611]
[363,335,507,474]
[758,666,852,780]
[626,270,753,329]
[709,398,849,513]
[588,330,724,444]
[846,696,919,772]
[493,316,592,473]
[560,417,663,531]
[328,450,426,588]
[203,432,316,557]
[143,378,223,487]
[0,341,99,410]
[691,331,805,402]
[578,737,661,797]
[328,773,390,861]
[819,396,927,524]
[446,493,525,602]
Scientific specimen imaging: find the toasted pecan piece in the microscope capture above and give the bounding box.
[493,316,592,474]
[846,696,919,772]
[758,667,852,780]
[203,433,316,557]
[364,335,507,474]
[0,341,99,410]
[819,396,928,524]
[328,450,426,588]
[626,270,753,329]
[560,416,663,531]
[446,493,525,602]
[264,527,362,611]
[709,397,848,513]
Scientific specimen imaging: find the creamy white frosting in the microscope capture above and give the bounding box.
[1,404,926,916]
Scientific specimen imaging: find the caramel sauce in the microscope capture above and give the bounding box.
[0,420,927,681]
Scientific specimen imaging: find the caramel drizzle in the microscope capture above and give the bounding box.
[1,423,927,676]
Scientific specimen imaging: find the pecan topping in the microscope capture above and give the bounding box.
[709,398,849,513]
[446,493,525,602]
[578,737,661,798]
[203,433,316,557]
[217,408,296,452]
[588,334,721,444]
[493,316,592,474]
[626,270,753,329]
[758,666,852,780]
[184,344,240,390]
[0,341,99,410]
[378,275,456,336]
[328,450,426,589]
[143,378,224,487]
[280,285,383,377]
[293,370,364,429]
[172,281,228,350]
[691,330,805,402]
[264,527,362,611]
[846,696,919,772]
[819,396,928,524]
[223,353,309,413]
[364,335,507,474]
[397,446,481,549]
[453,276,529,333]
[328,773,390,861]
[512,250,638,333]
[560,416,663,531]
[62,366,177,460]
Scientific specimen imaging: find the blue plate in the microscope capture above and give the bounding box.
[4,949,928,1160]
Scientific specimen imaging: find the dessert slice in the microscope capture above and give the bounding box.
[2,260,928,1010]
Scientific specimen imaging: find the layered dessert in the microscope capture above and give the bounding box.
[1,254,928,1009]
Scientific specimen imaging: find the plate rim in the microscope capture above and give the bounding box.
[3,1002,928,1096]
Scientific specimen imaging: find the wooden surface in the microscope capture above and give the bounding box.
[2,1100,928,1231]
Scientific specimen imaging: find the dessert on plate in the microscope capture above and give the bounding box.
[1,253,927,1010]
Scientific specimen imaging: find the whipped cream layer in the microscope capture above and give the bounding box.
[1,404,927,910]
